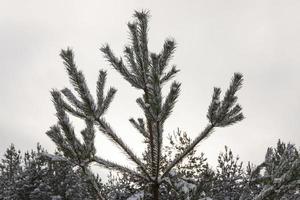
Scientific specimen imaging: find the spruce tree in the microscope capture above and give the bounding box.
[45,10,244,199]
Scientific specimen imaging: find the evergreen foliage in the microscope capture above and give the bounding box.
[0,144,100,200]
[1,10,299,200]
[211,146,245,200]
[241,140,300,200]
[0,140,299,199]
[45,10,244,199]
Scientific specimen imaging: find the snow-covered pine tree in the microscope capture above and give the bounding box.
[45,10,244,199]
[0,144,22,200]
[103,172,139,199]
[0,143,100,200]
[29,182,53,200]
[103,130,216,199]
[15,143,48,199]
[245,140,300,200]
[40,151,100,199]
[211,146,244,200]
[159,130,212,199]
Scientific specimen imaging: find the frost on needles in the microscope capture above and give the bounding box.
[45,10,244,200]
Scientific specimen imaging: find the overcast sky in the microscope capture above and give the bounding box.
[1,0,300,171]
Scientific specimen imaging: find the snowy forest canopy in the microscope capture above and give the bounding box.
[1,10,299,200]
[0,138,299,199]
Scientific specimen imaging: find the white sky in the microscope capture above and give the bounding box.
[1,0,300,172]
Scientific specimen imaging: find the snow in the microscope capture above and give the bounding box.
[127,191,144,200]
[174,178,196,193]
[40,152,67,162]
[51,195,62,200]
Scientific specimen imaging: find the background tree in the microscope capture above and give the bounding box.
[210,146,244,200]
[45,10,244,200]
[0,143,99,200]
[29,183,53,200]
[0,141,299,199]
[0,144,22,200]
[245,140,300,200]
[15,144,48,199]
[159,130,212,199]
[103,172,139,200]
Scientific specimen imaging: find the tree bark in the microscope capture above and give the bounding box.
[152,182,160,200]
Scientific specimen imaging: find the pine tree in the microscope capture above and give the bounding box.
[45,10,244,199]
[103,130,217,199]
[40,151,100,199]
[0,143,99,200]
[103,172,138,199]
[246,140,300,200]
[159,130,211,199]
[15,144,47,199]
[29,182,53,200]
[211,146,244,200]
[0,144,22,200]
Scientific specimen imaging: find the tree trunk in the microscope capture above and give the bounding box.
[152,182,160,200]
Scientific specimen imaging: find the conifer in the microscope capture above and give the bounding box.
[45,10,244,199]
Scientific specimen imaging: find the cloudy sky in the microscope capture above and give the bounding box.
[1,0,300,170]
